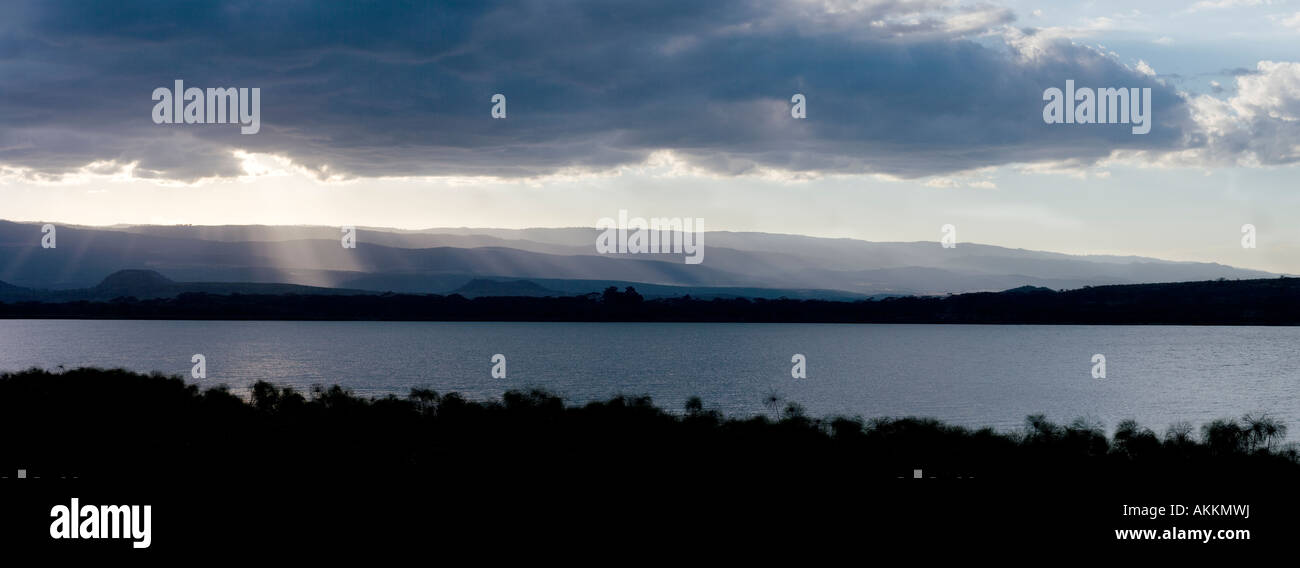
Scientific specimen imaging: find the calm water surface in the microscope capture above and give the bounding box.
[1,320,1296,433]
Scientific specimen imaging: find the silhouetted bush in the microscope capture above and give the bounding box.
[1113,419,1160,459]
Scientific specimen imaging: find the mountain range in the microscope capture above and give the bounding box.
[0,220,1281,300]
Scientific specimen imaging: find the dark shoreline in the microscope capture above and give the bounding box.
[1,276,1298,324]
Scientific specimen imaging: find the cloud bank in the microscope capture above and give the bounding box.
[0,0,1294,182]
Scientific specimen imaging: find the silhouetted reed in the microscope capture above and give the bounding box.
[1,367,1296,486]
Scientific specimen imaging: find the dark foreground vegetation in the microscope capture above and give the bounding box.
[6,367,1297,552]
[3,367,1296,484]
[1,276,1298,324]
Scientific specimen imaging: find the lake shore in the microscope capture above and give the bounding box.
[2,277,1299,324]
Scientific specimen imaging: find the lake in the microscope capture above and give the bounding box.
[1,320,1296,434]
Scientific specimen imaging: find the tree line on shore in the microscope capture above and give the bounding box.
[1,277,1297,323]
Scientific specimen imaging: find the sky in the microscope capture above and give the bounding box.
[0,0,1298,273]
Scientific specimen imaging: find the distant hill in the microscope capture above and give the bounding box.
[1000,285,1055,294]
[0,269,376,303]
[450,279,560,298]
[0,220,1283,296]
[93,269,179,297]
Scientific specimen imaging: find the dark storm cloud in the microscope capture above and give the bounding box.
[0,0,1199,181]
